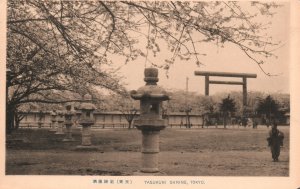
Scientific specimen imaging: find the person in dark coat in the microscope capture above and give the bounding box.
[267,123,284,162]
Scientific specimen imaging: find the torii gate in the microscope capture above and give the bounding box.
[194,71,257,109]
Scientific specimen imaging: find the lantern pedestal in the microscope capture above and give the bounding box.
[49,120,57,132]
[76,124,97,150]
[75,124,97,150]
[81,125,92,145]
[55,111,65,135]
[63,124,75,142]
[55,121,64,135]
[49,111,57,132]
[141,130,160,172]
[136,121,166,173]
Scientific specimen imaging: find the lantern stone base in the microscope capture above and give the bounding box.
[63,138,75,142]
[55,130,64,135]
[75,145,98,151]
[55,124,64,134]
[49,128,57,132]
[80,126,93,145]
[81,135,92,145]
[135,119,167,130]
[132,170,167,176]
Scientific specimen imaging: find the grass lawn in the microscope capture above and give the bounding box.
[5,126,289,176]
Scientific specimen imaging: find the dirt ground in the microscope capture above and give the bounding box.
[5,126,289,176]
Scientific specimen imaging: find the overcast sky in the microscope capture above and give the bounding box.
[116,2,290,95]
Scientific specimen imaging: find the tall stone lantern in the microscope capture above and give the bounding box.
[77,94,96,148]
[131,68,169,173]
[55,110,65,135]
[63,104,75,142]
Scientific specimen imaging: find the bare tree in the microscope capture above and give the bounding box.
[114,94,139,129]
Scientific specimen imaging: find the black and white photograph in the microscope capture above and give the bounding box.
[1,0,300,188]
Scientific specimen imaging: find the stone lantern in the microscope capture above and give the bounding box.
[55,110,65,135]
[37,110,45,128]
[63,104,75,142]
[131,67,169,173]
[50,110,57,132]
[77,94,96,148]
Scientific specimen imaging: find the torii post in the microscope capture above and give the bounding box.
[194,71,257,111]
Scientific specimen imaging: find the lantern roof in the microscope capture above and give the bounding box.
[130,68,169,101]
[50,110,57,116]
[56,110,64,115]
[78,94,96,110]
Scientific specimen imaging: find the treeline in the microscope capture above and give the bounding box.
[15,90,289,129]
[20,90,290,117]
[163,90,288,116]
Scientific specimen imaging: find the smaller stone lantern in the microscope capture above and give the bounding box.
[50,110,57,132]
[131,67,169,174]
[37,110,44,128]
[76,94,96,149]
[55,110,65,135]
[63,104,75,142]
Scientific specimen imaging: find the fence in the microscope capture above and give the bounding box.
[18,111,204,129]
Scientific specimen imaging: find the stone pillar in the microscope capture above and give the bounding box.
[81,126,92,146]
[63,124,74,141]
[63,104,75,142]
[55,111,64,135]
[141,130,160,172]
[131,67,169,174]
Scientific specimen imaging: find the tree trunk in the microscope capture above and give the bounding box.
[15,113,20,130]
[223,112,227,129]
[202,115,205,128]
[266,114,270,127]
[6,106,15,135]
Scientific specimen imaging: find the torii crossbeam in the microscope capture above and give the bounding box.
[194,71,257,108]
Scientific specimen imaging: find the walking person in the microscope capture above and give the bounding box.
[267,123,284,162]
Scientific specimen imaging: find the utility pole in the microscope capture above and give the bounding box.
[185,77,191,128]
